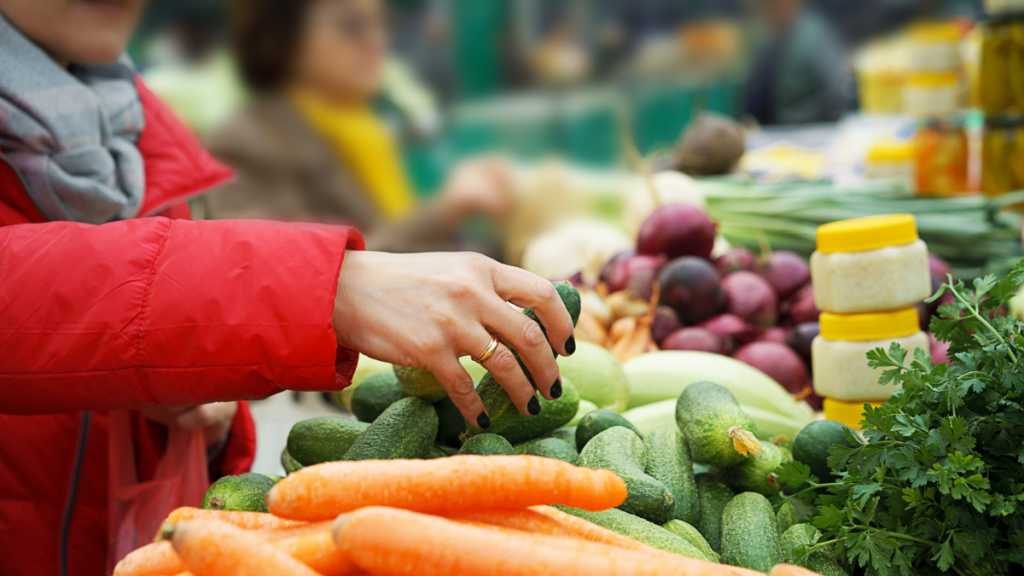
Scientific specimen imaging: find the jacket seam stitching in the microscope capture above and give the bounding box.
[134,219,175,397]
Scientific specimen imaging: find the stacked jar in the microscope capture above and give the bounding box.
[978,6,1024,197]
[809,214,932,429]
[904,23,972,197]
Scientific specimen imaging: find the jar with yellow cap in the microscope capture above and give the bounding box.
[823,398,883,430]
[906,22,963,72]
[904,72,962,117]
[812,308,929,402]
[811,214,932,314]
[864,140,915,189]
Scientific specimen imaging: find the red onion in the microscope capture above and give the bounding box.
[599,252,665,300]
[721,271,778,328]
[732,342,810,395]
[930,333,950,365]
[758,327,787,344]
[657,257,725,324]
[650,306,683,347]
[929,254,953,279]
[662,327,727,355]
[698,314,755,353]
[637,204,718,260]
[784,322,819,368]
[784,285,820,325]
[757,251,810,300]
[714,247,757,276]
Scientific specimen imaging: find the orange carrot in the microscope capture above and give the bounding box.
[275,527,358,576]
[267,455,627,521]
[769,565,825,576]
[166,507,306,530]
[445,508,580,538]
[113,541,184,576]
[167,520,321,576]
[529,505,674,555]
[333,507,763,576]
[259,520,335,542]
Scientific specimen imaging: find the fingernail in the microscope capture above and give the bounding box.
[477,412,490,429]
[550,379,563,399]
[565,335,576,355]
[527,396,541,416]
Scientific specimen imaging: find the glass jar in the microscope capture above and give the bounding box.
[812,214,931,314]
[984,0,1024,16]
[906,22,963,72]
[914,117,970,197]
[980,19,1024,115]
[864,140,915,190]
[812,308,929,402]
[904,72,962,117]
[982,115,1024,197]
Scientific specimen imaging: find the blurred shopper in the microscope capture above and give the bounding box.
[744,0,852,125]
[202,0,512,253]
[0,1,574,574]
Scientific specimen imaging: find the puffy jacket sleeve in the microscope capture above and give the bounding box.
[0,217,364,415]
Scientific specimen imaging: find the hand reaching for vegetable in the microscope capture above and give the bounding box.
[140,402,237,448]
[333,251,575,427]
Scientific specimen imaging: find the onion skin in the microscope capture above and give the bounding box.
[721,271,778,328]
[698,314,755,353]
[732,342,810,396]
[650,306,683,347]
[758,327,787,344]
[757,252,810,300]
[784,322,819,368]
[661,327,727,355]
[599,252,665,301]
[783,285,819,325]
[714,247,757,276]
[929,333,950,365]
[637,204,718,260]
[657,257,725,324]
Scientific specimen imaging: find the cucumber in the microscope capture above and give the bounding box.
[263,474,283,484]
[466,373,522,434]
[433,396,467,447]
[556,506,714,561]
[781,524,849,576]
[350,372,407,422]
[644,429,700,526]
[394,365,447,403]
[577,426,675,524]
[286,417,370,465]
[548,427,575,445]
[510,281,582,387]
[343,397,438,460]
[662,520,720,563]
[498,377,580,444]
[720,492,784,572]
[792,420,860,482]
[724,441,791,497]
[424,445,450,459]
[280,447,303,475]
[777,500,800,536]
[514,437,578,464]
[695,474,735,553]
[568,399,599,427]
[459,433,515,456]
[676,381,763,468]
[575,409,643,451]
[201,473,276,513]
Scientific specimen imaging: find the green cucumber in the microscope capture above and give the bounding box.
[459,433,515,456]
[498,377,580,444]
[548,427,575,445]
[343,397,438,460]
[424,445,450,459]
[350,372,407,422]
[676,381,762,468]
[644,429,700,525]
[394,365,447,403]
[662,520,720,563]
[201,473,276,513]
[514,437,578,464]
[577,427,674,524]
[575,409,643,451]
[781,524,849,576]
[556,506,713,561]
[695,474,735,553]
[777,500,801,536]
[466,373,522,435]
[286,417,370,465]
[725,441,790,497]
[434,396,467,447]
[720,492,784,572]
[569,399,599,426]
[792,420,860,482]
[280,447,303,475]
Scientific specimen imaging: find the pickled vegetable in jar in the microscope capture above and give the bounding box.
[979,18,1024,115]
[982,115,1024,197]
[914,118,970,197]
[811,214,931,314]
[812,308,929,402]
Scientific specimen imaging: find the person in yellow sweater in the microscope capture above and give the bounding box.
[202,0,511,253]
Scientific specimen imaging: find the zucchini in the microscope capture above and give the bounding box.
[724,441,790,497]
[514,437,578,464]
[662,520,720,563]
[780,524,848,576]
[644,429,700,525]
[676,381,763,468]
[557,506,714,561]
[623,398,806,441]
[720,492,784,572]
[459,433,515,456]
[695,474,735,553]
[497,377,580,444]
[343,397,438,460]
[286,417,370,465]
[575,409,643,451]
[577,427,674,524]
[350,372,406,422]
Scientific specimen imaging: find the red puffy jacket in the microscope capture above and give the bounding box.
[0,80,362,576]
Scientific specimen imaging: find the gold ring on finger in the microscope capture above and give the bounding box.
[473,336,500,364]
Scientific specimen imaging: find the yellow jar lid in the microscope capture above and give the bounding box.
[866,141,915,162]
[823,398,883,430]
[816,214,919,253]
[820,308,921,341]
[908,22,962,43]
[908,72,960,87]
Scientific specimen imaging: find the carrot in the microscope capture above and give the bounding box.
[166,507,306,530]
[333,507,764,576]
[167,520,321,576]
[267,455,627,521]
[113,541,184,576]
[274,527,358,576]
[444,508,580,538]
[768,565,825,576]
[529,505,673,555]
[259,520,335,542]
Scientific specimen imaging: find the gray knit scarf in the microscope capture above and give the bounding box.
[0,13,145,224]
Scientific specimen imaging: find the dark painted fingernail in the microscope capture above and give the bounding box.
[565,335,576,355]
[527,396,541,415]
[550,379,563,399]
[477,412,490,429]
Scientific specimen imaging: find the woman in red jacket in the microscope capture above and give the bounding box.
[0,1,574,575]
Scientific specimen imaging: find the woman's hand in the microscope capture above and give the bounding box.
[437,158,515,224]
[333,251,575,427]
[140,402,238,448]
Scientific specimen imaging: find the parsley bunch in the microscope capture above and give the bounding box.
[777,262,1024,576]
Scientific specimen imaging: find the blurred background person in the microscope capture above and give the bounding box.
[743,0,853,125]
[200,0,513,254]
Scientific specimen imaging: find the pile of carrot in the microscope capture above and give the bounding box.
[114,455,823,576]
